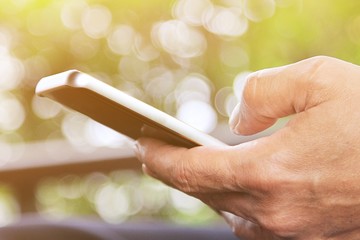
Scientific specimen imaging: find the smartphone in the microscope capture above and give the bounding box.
[35,70,227,148]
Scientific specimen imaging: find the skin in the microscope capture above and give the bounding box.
[134,56,360,239]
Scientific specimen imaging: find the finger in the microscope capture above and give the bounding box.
[136,137,282,229]
[135,136,281,195]
[136,137,231,192]
[230,56,339,135]
[135,137,188,185]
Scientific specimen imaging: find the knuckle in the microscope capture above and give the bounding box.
[256,185,302,236]
[307,55,331,64]
[304,56,358,103]
[171,155,196,193]
[258,150,299,191]
[243,160,288,193]
[299,55,331,84]
[172,165,191,193]
[170,147,216,194]
[250,162,305,237]
[261,170,288,193]
[307,56,330,73]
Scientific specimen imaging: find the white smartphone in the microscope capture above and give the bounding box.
[35,70,227,148]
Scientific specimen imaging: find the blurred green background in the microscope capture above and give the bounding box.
[0,0,360,227]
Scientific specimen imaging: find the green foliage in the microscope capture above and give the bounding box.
[1,0,360,225]
[0,0,359,141]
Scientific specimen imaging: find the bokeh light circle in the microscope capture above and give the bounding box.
[176,100,217,133]
[175,74,212,104]
[82,5,112,39]
[0,55,24,91]
[173,0,213,26]
[233,71,251,100]
[94,184,129,223]
[203,6,248,37]
[84,119,132,148]
[32,95,62,119]
[244,0,276,22]
[0,93,25,132]
[107,24,136,56]
[152,20,207,58]
[61,0,88,30]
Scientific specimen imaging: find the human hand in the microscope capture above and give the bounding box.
[134,56,360,239]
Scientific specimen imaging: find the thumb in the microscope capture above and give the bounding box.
[230,56,338,135]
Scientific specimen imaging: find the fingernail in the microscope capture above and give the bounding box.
[133,141,144,163]
[229,103,240,130]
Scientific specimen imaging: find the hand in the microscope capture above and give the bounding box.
[134,56,360,239]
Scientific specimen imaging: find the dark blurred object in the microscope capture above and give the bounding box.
[0,214,240,240]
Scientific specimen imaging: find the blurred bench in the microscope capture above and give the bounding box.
[0,120,282,213]
[0,139,140,213]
